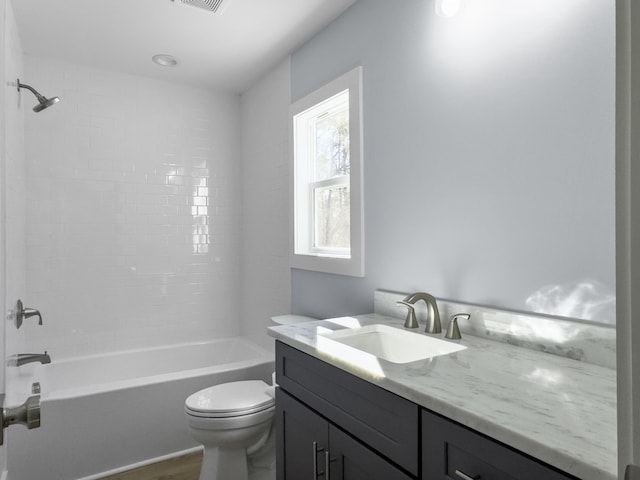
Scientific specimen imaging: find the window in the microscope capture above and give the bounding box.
[291,67,364,277]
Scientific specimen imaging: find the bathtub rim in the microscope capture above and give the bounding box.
[9,336,275,402]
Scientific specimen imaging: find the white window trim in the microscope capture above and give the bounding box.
[290,66,364,277]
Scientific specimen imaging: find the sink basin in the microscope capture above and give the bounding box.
[319,324,466,364]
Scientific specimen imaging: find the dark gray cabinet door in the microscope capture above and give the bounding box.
[276,388,328,480]
[277,387,414,480]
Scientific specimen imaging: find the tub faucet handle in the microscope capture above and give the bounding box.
[14,300,43,329]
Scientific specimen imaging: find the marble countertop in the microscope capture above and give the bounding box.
[268,313,617,480]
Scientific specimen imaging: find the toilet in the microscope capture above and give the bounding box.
[185,315,317,480]
[185,380,276,480]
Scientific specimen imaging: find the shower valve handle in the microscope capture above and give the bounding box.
[15,299,43,329]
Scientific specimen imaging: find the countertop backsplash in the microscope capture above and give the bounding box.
[374,290,616,369]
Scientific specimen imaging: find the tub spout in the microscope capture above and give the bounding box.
[7,352,51,367]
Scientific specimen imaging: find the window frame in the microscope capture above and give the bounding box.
[290,66,364,277]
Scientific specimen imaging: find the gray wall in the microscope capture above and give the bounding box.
[291,0,616,323]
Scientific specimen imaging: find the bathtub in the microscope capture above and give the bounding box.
[6,337,275,480]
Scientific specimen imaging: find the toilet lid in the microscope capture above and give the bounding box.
[185,380,274,417]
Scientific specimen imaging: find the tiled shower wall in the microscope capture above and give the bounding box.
[21,57,242,359]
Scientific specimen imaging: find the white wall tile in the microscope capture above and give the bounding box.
[21,57,242,359]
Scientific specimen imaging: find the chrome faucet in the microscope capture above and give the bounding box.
[7,352,51,367]
[397,292,441,333]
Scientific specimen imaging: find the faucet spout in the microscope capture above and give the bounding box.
[7,352,51,367]
[403,292,441,334]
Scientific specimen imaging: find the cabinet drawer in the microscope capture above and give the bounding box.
[276,341,419,475]
[422,410,577,480]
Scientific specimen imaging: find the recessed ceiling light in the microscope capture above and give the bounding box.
[435,0,464,18]
[152,54,178,67]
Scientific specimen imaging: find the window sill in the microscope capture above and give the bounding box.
[290,252,364,277]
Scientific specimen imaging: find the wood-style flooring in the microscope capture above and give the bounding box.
[98,451,276,480]
[99,451,202,480]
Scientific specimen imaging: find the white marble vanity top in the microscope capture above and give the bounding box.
[268,314,617,480]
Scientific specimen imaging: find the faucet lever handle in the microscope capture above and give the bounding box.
[396,301,419,328]
[23,308,42,325]
[445,313,470,340]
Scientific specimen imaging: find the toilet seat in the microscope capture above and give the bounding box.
[184,379,276,480]
[185,380,274,419]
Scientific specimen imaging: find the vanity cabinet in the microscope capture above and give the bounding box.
[275,340,577,480]
[421,409,577,480]
[275,341,418,479]
[277,389,414,479]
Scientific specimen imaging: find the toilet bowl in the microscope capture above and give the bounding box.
[185,380,275,480]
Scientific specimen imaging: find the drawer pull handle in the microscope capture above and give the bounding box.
[325,451,331,480]
[313,441,323,479]
[325,451,337,480]
[455,470,481,480]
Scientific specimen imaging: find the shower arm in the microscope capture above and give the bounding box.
[17,80,47,103]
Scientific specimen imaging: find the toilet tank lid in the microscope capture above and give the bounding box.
[185,380,274,414]
[271,314,318,325]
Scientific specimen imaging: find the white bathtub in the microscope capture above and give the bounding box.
[6,337,275,480]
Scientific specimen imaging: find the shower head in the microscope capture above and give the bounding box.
[17,79,60,112]
[32,96,59,112]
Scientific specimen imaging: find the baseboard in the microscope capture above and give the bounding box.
[75,447,202,480]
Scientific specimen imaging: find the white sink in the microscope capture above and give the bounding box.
[319,324,466,364]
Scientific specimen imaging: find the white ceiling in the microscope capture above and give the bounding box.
[12,0,357,93]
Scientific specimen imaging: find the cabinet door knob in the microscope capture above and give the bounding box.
[455,470,481,480]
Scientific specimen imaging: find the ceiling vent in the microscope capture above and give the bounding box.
[177,0,231,14]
